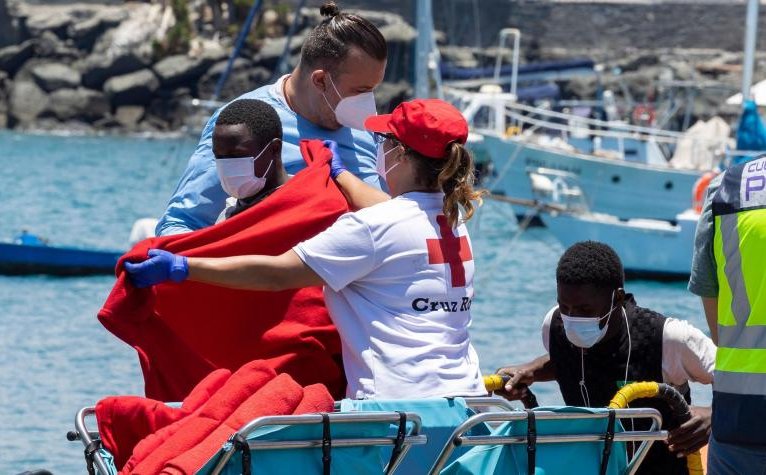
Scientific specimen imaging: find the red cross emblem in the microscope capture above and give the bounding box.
[426,215,473,287]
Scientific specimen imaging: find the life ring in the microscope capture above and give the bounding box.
[632,104,656,125]
[693,171,718,213]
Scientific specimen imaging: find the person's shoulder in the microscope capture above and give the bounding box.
[662,317,708,342]
[630,300,667,321]
[353,198,400,221]
[236,83,274,101]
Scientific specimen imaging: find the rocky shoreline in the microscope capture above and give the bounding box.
[0,0,762,135]
[0,1,416,135]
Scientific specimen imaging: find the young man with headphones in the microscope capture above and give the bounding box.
[497,241,716,475]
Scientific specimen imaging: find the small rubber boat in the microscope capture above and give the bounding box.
[0,240,122,276]
[0,219,158,277]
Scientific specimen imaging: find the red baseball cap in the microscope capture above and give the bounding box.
[364,99,469,159]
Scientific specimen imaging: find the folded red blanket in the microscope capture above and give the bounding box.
[98,139,348,402]
[96,368,231,470]
[103,360,334,474]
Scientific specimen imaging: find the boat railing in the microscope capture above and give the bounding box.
[526,167,591,214]
[427,407,665,475]
[447,86,728,158]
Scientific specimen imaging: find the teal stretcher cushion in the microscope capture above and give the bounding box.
[340,398,491,475]
[196,420,392,474]
[441,407,629,475]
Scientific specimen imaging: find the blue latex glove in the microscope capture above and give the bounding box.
[124,249,189,288]
[324,140,347,179]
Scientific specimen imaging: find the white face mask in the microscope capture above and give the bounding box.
[215,139,277,199]
[376,142,400,181]
[322,74,377,130]
[560,291,618,348]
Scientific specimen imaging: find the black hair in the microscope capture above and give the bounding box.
[300,2,387,70]
[556,241,625,290]
[215,98,282,143]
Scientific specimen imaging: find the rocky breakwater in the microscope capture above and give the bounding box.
[0,1,416,134]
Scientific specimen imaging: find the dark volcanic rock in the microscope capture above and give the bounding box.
[197,59,270,101]
[68,9,127,51]
[104,69,159,106]
[152,55,211,88]
[0,40,34,76]
[375,81,412,113]
[25,10,73,39]
[78,53,147,89]
[439,46,479,69]
[253,33,306,70]
[9,80,48,127]
[114,105,145,129]
[48,87,109,121]
[0,71,8,128]
[33,31,81,60]
[31,63,82,92]
[147,88,192,130]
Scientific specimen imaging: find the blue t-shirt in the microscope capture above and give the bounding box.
[155,76,381,236]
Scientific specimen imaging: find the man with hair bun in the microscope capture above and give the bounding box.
[157,2,387,236]
[496,241,716,475]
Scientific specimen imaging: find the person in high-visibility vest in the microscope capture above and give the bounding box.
[688,154,766,473]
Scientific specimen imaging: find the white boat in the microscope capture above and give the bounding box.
[541,210,697,279]
[450,87,725,222]
[526,168,697,279]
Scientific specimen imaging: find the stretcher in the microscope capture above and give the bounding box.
[68,391,668,474]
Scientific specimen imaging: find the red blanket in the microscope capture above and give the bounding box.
[99,140,348,402]
[96,360,335,474]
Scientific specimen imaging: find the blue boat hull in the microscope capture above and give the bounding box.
[0,243,122,276]
[475,135,703,221]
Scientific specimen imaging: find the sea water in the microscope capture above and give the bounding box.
[0,131,711,474]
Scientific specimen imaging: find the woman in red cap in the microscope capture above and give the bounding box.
[125,99,488,399]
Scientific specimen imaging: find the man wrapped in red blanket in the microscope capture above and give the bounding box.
[98,140,348,402]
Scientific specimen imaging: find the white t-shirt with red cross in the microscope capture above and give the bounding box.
[293,192,486,399]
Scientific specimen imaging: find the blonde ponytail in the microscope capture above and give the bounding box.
[438,142,486,228]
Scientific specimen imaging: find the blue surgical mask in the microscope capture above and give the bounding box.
[560,291,617,348]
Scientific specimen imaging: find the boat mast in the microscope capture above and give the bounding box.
[415,0,441,98]
[741,0,760,101]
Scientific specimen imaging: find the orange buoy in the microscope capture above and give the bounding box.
[693,171,718,213]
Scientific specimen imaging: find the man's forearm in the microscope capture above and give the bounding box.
[702,297,718,344]
[531,354,556,382]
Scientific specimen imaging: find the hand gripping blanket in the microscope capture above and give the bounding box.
[98,139,347,402]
